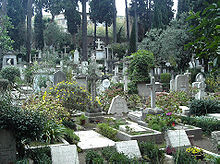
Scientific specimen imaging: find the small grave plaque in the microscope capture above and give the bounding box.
[115,140,142,159]
[108,95,128,115]
[166,130,191,148]
[51,145,79,164]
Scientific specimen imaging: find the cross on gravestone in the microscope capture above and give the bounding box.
[95,39,104,50]
[146,76,156,108]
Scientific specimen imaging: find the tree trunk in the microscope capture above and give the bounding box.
[125,0,130,41]
[2,0,7,15]
[93,22,97,50]
[26,0,33,63]
[134,0,138,44]
[113,0,117,43]
[105,21,109,45]
[82,0,88,61]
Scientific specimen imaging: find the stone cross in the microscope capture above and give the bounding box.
[146,76,156,108]
[89,68,100,101]
[95,39,103,50]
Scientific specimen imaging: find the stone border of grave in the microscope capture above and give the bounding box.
[116,126,163,144]
[25,138,69,150]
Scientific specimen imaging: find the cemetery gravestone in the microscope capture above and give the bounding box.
[192,73,206,100]
[74,49,79,64]
[51,145,79,164]
[2,53,17,68]
[0,129,16,164]
[166,130,191,148]
[75,76,87,89]
[102,79,110,90]
[115,140,142,159]
[108,95,128,115]
[54,71,66,86]
[174,75,189,92]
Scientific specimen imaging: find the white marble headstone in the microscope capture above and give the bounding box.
[51,145,79,164]
[108,95,128,115]
[166,130,191,148]
[115,140,142,159]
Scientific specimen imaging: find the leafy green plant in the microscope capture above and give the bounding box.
[205,75,220,93]
[160,73,171,83]
[85,150,104,164]
[78,114,87,125]
[127,50,154,83]
[173,149,198,164]
[181,116,220,135]
[139,141,164,163]
[0,79,9,91]
[96,123,118,141]
[109,152,130,163]
[189,99,220,116]
[1,66,20,84]
[101,147,117,161]
[62,128,79,145]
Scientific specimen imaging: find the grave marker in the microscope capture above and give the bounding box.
[108,95,128,116]
[54,71,66,86]
[166,130,191,148]
[51,145,79,164]
[115,140,141,159]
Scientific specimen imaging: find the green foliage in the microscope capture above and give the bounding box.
[129,23,137,54]
[1,66,20,84]
[47,81,91,112]
[174,149,198,164]
[139,141,164,163]
[110,43,128,60]
[0,94,46,143]
[146,91,190,113]
[127,50,154,83]
[96,123,118,141]
[85,150,104,164]
[189,68,201,83]
[160,73,171,83]
[189,99,220,116]
[0,16,14,52]
[25,147,52,164]
[109,152,130,163]
[181,116,220,135]
[186,2,219,72]
[101,147,117,161]
[0,79,9,91]
[62,127,79,144]
[205,74,220,92]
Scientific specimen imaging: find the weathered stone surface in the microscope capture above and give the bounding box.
[166,130,191,148]
[174,75,189,92]
[75,130,115,150]
[115,140,141,159]
[51,145,79,164]
[54,71,66,86]
[0,129,16,164]
[108,95,128,115]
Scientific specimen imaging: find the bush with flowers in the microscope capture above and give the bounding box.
[47,81,91,113]
[186,146,204,160]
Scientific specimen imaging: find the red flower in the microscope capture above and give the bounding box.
[172,122,175,127]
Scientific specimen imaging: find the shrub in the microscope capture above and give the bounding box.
[181,116,220,135]
[127,50,154,83]
[139,141,164,163]
[109,152,130,163]
[47,81,91,112]
[205,75,220,93]
[102,147,117,161]
[189,99,220,116]
[173,149,198,164]
[160,73,171,83]
[23,94,70,124]
[0,79,9,90]
[1,66,20,84]
[96,123,118,141]
[85,150,104,164]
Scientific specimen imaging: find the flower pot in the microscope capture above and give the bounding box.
[80,120,86,125]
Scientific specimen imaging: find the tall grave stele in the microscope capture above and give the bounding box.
[192,73,206,100]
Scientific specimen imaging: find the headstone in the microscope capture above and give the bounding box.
[192,73,206,100]
[74,49,79,64]
[75,130,115,150]
[166,130,191,148]
[102,79,110,90]
[2,53,17,68]
[115,140,142,159]
[146,76,156,108]
[108,95,128,116]
[0,129,16,164]
[174,75,189,92]
[54,71,66,86]
[211,131,220,152]
[95,39,104,50]
[51,145,79,164]
[81,61,88,74]
[75,76,87,89]
[170,79,175,91]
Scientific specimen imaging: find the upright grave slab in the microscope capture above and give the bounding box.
[115,140,141,159]
[0,129,16,164]
[51,145,79,164]
[54,71,66,86]
[174,74,189,92]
